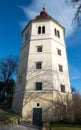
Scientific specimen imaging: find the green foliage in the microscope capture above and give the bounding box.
[51,124,81,130]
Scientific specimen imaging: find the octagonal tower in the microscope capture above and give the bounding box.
[12,7,72,126]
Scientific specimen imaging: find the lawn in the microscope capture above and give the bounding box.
[51,124,81,130]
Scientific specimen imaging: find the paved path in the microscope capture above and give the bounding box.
[0,125,41,130]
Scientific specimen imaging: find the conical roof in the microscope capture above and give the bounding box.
[35,7,52,21]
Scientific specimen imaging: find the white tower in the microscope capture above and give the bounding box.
[13,7,72,126]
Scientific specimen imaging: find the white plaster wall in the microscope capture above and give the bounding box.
[22,92,54,122]
[25,39,53,91]
[50,21,65,44]
[51,38,71,93]
[31,21,51,40]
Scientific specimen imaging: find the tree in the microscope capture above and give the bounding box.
[65,0,81,25]
[0,55,18,95]
[72,92,81,122]
[65,89,81,123]
[71,86,76,94]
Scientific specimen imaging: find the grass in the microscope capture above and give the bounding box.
[51,124,81,130]
[0,109,19,125]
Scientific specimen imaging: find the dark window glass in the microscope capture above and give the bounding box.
[54,28,60,38]
[58,49,61,56]
[38,26,41,34]
[37,46,42,52]
[61,84,65,93]
[59,65,63,72]
[36,82,42,90]
[42,26,45,34]
[57,30,60,38]
[36,62,42,69]
[54,29,57,35]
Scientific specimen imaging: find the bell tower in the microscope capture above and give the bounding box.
[13,7,72,125]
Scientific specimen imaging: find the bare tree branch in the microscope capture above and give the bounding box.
[65,0,81,25]
[0,55,19,93]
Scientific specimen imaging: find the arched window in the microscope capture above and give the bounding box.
[57,30,60,38]
[54,28,57,36]
[42,26,45,34]
[54,28,60,38]
[38,26,41,34]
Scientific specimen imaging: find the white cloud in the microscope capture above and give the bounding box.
[70,76,80,80]
[17,0,77,37]
[69,65,81,81]
[17,5,38,19]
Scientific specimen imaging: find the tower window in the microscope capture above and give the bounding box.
[54,28,60,38]
[38,26,45,34]
[38,26,41,34]
[57,30,60,38]
[36,62,42,69]
[36,82,42,90]
[37,46,42,52]
[54,29,57,36]
[57,49,61,56]
[60,84,65,93]
[59,64,63,72]
[42,26,45,34]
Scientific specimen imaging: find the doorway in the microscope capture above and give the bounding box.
[33,108,42,127]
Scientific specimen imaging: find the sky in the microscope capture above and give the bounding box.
[0,0,81,93]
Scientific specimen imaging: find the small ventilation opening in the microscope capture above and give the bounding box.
[37,103,40,106]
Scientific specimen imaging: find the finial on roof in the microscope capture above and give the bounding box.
[40,6,47,15]
[43,3,45,8]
